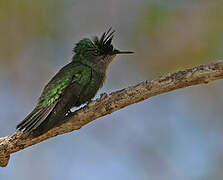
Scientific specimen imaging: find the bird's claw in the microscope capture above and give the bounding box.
[86,100,92,106]
[66,109,72,117]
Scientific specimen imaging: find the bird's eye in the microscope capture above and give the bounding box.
[94,49,99,55]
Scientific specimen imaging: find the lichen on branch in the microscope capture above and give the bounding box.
[1,60,223,167]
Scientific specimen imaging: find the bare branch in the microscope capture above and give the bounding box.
[1,60,223,167]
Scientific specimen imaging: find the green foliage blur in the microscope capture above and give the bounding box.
[0,0,64,65]
[136,1,223,75]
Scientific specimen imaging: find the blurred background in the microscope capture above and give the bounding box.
[1,0,223,179]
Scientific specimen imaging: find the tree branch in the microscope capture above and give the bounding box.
[1,60,223,167]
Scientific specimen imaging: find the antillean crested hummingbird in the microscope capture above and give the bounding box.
[16,28,133,136]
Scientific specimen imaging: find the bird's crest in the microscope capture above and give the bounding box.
[93,28,115,54]
[73,28,115,56]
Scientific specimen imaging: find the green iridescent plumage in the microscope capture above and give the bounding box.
[36,63,91,109]
[16,28,133,136]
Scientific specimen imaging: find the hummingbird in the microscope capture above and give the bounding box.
[16,28,133,136]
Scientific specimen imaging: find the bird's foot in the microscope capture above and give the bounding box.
[66,109,73,117]
[86,100,93,106]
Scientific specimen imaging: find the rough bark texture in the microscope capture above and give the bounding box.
[1,60,223,167]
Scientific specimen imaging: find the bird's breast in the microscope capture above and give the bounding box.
[75,70,105,106]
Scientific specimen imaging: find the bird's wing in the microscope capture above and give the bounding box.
[16,63,91,133]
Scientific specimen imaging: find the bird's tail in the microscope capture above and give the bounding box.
[16,101,58,136]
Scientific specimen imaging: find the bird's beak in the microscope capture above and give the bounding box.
[113,49,134,55]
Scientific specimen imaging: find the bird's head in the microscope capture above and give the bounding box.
[72,28,133,65]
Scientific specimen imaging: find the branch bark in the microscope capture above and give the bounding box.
[1,60,223,167]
